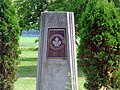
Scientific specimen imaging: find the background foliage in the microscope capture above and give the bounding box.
[14,0,48,30]
[15,0,89,37]
[14,0,120,33]
[78,0,120,89]
[0,0,20,89]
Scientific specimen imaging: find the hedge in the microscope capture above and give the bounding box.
[0,0,20,89]
[78,0,120,89]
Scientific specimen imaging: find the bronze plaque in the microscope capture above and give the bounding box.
[47,28,66,58]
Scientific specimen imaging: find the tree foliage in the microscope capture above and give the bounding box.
[14,0,48,30]
[14,0,89,32]
[113,0,120,15]
[0,0,20,89]
[48,0,89,38]
[78,0,120,89]
[15,0,119,31]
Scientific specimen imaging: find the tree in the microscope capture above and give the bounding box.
[14,0,90,33]
[15,0,119,32]
[14,0,48,30]
[48,0,89,39]
[78,0,120,89]
[0,0,20,89]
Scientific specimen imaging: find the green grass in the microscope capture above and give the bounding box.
[78,77,86,90]
[19,37,38,49]
[20,37,38,43]
[14,37,38,90]
[14,37,86,90]
[14,78,36,90]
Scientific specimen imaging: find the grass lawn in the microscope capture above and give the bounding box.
[14,37,85,90]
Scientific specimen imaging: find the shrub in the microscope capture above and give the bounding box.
[0,0,20,89]
[78,0,120,89]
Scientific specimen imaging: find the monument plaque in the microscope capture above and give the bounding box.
[47,28,66,58]
[37,12,78,90]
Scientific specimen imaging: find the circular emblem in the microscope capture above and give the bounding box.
[49,34,65,51]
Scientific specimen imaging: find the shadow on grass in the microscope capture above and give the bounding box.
[18,57,37,78]
[20,57,37,62]
[18,65,37,77]
[20,47,38,51]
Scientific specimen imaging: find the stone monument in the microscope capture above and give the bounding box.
[36,12,78,90]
